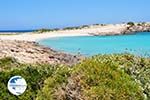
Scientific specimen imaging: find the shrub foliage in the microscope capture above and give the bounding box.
[0,54,149,100]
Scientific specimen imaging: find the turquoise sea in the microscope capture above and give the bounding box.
[39,32,150,56]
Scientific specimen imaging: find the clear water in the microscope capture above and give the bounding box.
[0,30,34,33]
[38,32,150,56]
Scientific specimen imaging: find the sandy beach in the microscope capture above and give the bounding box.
[0,32,90,41]
[0,24,129,64]
[0,23,150,41]
[0,24,128,41]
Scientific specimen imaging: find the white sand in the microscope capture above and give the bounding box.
[0,24,127,41]
[0,32,91,41]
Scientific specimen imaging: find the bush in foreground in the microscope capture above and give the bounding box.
[0,62,56,100]
[37,54,145,100]
[0,54,149,100]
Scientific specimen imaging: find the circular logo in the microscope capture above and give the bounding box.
[7,76,27,96]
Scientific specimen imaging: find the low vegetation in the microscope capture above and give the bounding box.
[35,25,90,33]
[0,53,149,100]
[127,22,135,26]
[34,28,60,33]
[33,22,150,33]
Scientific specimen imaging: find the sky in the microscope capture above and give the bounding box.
[0,0,150,30]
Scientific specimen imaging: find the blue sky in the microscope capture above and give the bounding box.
[0,0,150,30]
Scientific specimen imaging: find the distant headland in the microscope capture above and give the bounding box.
[0,22,150,41]
[35,22,150,35]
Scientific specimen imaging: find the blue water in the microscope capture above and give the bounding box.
[0,30,34,33]
[39,32,150,56]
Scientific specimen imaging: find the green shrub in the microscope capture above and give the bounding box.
[91,54,150,99]
[127,22,135,26]
[0,64,56,100]
[1,54,149,100]
[37,54,146,100]
[36,66,71,100]
[34,28,60,33]
[70,57,144,100]
[0,57,23,71]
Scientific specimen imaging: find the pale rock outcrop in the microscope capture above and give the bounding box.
[0,40,81,65]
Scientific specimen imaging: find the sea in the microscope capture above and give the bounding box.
[0,30,34,33]
[38,32,150,56]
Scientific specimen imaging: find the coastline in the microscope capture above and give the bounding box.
[0,23,150,41]
[0,24,150,99]
[0,24,127,41]
[0,40,81,65]
[0,22,150,64]
[0,32,91,41]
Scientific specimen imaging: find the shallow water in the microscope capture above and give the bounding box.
[39,32,150,56]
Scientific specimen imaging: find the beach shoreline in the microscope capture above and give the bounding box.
[0,23,150,41]
[0,32,91,41]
